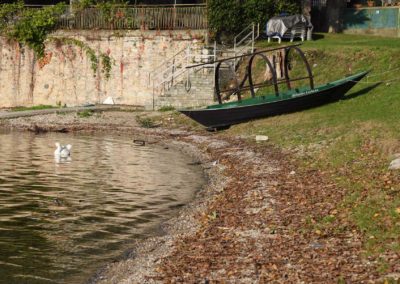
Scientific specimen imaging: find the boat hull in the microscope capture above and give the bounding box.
[179,72,368,130]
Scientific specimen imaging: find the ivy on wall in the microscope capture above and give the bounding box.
[50,37,114,79]
[71,0,128,10]
[0,1,65,57]
[0,1,113,78]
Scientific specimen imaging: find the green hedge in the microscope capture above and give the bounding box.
[208,0,301,41]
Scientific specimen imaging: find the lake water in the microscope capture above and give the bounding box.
[0,130,204,283]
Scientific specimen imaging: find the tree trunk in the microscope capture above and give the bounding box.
[327,0,346,33]
[302,0,312,19]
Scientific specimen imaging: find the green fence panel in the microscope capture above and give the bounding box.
[342,7,399,30]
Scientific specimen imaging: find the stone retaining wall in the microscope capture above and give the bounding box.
[0,29,208,109]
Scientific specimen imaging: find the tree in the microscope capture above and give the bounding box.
[326,0,345,33]
[208,0,301,42]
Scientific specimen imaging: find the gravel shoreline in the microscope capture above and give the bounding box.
[0,110,384,283]
[89,138,228,284]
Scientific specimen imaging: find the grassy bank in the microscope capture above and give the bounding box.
[144,33,400,275]
[236,33,400,258]
[9,105,56,112]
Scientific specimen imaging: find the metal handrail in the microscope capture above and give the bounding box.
[155,53,215,90]
[148,45,189,85]
[234,24,254,44]
[149,24,260,100]
[234,23,260,52]
[149,44,216,96]
[236,31,254,47]
[233,23,260,70]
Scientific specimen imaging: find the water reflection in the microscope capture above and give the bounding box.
[0,130,204,283]
[54,156,72,164]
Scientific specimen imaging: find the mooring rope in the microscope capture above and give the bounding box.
[351,67,400,84]
[354,72,400,84]
[310,66,400,85]
[349,78,400,84]
[366,66,400,77]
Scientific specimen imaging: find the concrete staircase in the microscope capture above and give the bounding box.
[155,69,215,109]
[148,24,260,109]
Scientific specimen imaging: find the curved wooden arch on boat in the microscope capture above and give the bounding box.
[189,44,315,105]
[284,46,315,90]
[248,53,279,97]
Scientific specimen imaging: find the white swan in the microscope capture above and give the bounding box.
[54,142,72,158]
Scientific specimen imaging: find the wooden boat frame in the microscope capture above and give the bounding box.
[189,43,314,104]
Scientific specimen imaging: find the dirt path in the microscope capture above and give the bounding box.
[0,111,382,283]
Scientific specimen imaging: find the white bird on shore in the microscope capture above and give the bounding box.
[54,142,72,158]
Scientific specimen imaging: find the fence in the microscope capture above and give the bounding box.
[341,7,400,37]
[57,5,207,30]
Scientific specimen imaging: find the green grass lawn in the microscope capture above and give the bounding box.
[226,33,400,259]
[10,105,56,112]
[153,33,400,266]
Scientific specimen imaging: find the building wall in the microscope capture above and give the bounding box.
[341,7,400,37]
[0,29,208,109]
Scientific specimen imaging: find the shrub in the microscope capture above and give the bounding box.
[0,1,113,78]
[136,116,157,128]
[77,109,94,118]
[158,106,175,112]
[208,0,301,42]
[0,1,66,58]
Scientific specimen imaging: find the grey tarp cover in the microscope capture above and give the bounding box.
[266,14,312,37]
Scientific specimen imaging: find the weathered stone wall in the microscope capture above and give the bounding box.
[0,29,208,109]
[156,68,215,109]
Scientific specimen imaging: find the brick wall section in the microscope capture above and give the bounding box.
[0,29,208,109]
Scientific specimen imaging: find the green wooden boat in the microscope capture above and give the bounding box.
[179,44,368,130]
[180,71,368,130]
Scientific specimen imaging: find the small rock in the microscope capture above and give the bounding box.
[309,242,324,249]
[389,158,400,170]
[133,139,145,146]
[256,135,269,142]
[187,161,201,166]
[289,171,296,175]
[103,96,115,105]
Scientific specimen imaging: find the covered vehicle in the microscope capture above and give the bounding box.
[266,14,313,42]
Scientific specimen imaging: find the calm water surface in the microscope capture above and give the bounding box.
[0,130,204,283]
